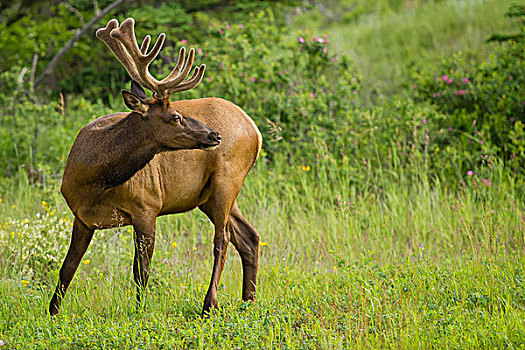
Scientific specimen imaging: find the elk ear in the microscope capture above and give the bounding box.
[130,80,147,100]
[122,90,149,116]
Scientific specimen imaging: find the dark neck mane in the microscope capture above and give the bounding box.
[77,112,160,189]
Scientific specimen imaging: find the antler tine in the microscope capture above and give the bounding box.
[169,64,207,93]
[158,47,186,85]
[160,48,196,91]
[96,19,148,88]
[110,18,165,65]
[140,35,151,55]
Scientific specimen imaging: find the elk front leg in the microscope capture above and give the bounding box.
[132,217,156,308]
[49,218,94,316]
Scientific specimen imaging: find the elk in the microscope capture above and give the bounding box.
[49,18,262,316]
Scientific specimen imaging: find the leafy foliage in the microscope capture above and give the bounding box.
[411,39,525,172]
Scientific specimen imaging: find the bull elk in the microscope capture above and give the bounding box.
[49,18,262,316]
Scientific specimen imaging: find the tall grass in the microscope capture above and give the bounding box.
[0,155,523,348]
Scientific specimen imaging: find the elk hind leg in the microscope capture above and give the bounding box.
[49,217,94,316]
[199,192,236,315]
[229,202,260,301]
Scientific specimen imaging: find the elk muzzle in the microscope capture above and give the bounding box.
[201,131,221,150]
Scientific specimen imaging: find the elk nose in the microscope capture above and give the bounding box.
[210,131,221,143]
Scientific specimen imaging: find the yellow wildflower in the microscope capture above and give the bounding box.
[0,198,2,204]
[302,165,311,172]
[41,201,47,207]
[21,280,30,288]
[83,259,90,265]
[172,241,178,248]
[11,204,15,209]
[259,242,268,247]
[10,232,14,238]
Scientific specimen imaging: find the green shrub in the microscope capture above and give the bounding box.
[168,9,360,161]
[410,40,524,172]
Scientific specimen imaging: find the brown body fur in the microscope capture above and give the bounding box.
[50,97,262,316]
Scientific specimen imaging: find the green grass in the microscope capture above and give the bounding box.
[307,0,518,102]
[1,159,524,348]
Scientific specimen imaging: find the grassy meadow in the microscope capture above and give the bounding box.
[1,159,524,348]
[1,0,524,348]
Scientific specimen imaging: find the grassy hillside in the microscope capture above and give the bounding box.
[295,0,518,102]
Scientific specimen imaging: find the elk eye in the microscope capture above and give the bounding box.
[171,114,181,122]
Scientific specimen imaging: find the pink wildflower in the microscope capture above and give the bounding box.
[298,36,305,43]
[251,77,256,82]
[467,170,473,176]
[432,92,441,98]
[316,37,324,43]
[310,93,315,98]
[258,78,263,83]
[197,48,203,55]
[238,24,244,29]
[323,48,327,53]
[331,58,336,62]
[278,71,283,76]
[219,29,224,34]
[461,77,470,84]
[447,78,454,84]
[323,34,328,39]
[225,24,230,29]
[441,75,448,81]
[181,39,187,45]
[412,84,417,89]
[422,119,427,124]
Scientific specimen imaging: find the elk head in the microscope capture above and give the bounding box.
[96,18,221,151]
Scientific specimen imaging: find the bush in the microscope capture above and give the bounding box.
[410,39,524,173]
[159,9,361,161]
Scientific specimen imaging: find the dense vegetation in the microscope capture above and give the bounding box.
[0,0,523,348]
